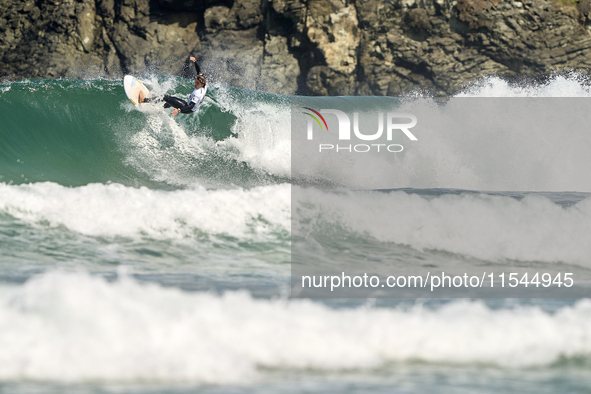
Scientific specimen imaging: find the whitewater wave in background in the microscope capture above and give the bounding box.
[0,182,290,242]
[1,271,590,383]
[295,188,591,266]
[457,74,591,97]
[1,182,589,267]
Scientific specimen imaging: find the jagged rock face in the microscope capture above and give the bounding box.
[1,0,591,96]
[0,0,199,79]
[195,0,300,93]
[304,0,359,95]
[356,0,591,96]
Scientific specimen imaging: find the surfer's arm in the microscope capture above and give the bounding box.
[189,56,202,76]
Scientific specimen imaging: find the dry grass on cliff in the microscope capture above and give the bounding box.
[552,0,579,7]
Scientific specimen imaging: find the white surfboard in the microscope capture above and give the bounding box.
[123,75,151,107]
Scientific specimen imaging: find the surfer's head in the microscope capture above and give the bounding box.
[195,75,207,88]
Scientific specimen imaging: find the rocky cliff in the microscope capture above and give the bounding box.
[2,0,591,96]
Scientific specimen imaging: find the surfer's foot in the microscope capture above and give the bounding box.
[138,90,144,103]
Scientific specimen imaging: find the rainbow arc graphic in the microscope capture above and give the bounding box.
[303,107,329,131]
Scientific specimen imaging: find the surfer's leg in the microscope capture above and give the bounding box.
[163,95,188,109]
[139,90,158,104]
[138,91,162,104]
[141,95,163,104]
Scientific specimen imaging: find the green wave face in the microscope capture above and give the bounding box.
[0,79,289,189]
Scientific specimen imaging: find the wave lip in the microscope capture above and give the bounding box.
[1,271,591,383]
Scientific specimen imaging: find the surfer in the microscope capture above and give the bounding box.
[139,56,207,116]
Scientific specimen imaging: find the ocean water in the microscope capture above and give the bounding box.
[1,75,591,393]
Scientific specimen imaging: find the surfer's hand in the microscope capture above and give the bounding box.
[189,56,196,62]
[173,108,179,116]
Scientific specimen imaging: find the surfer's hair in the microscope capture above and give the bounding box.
[196,75,207,86]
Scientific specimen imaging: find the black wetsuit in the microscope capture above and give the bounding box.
[161,95,196,114]
[144,60,204,114]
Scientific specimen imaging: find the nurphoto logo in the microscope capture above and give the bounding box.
[303,108,418,153]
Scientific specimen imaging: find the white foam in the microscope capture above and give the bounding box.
[214,86,292,177]
[456,74,591,97]
[124,108,219,186]
[296,188,591,265]
[311,75,591,191]
[0,271,590,383]
[0,182,290,241]
[122,75,591,190]
[117,79,292,185]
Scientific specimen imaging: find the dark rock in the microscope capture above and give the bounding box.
[262,34,300,94]
[194,28,264,91]
[1,0,591,96]
[205,6,231,31]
